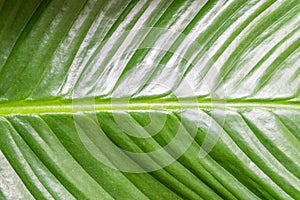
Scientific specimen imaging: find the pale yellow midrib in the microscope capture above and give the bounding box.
[0,101,299,115]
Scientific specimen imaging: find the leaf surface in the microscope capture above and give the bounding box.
[0,0,299,199]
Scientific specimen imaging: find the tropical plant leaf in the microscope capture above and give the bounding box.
[0,0,299,199]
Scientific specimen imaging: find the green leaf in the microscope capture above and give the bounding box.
[0,0,299,199]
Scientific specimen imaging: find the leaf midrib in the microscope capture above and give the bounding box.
[0,99,299,115]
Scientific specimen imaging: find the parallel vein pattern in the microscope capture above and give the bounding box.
[0,0,299,101]
[0,0,299,199]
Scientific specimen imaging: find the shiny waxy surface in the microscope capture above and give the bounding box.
[0,0,299,199]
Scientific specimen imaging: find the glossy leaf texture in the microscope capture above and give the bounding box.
[0,0,299,199]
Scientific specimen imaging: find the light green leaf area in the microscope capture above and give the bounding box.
[0,0,299,199]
